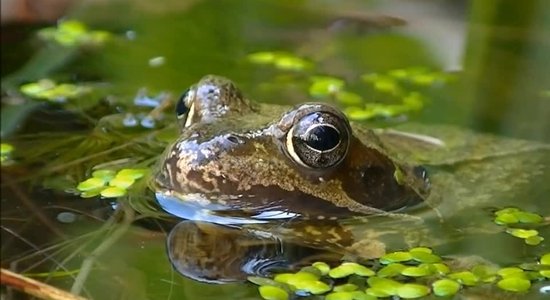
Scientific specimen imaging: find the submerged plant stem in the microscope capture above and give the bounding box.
[70,203,135,295]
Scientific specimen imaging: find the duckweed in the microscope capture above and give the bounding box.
[1,143,15,163]
[99,186,126,198]
[448,271,479,286]
[76,168,147,198]
[471,265,497,283]
[497,278,531,292]
[497,267,528,281]
[379,251,413,264]
[325,291,353,300]
[494,208,543,225]
[37,20,111,47]
[326,291,374,300]
[247,51,311,71]
[294,280,331,295]
[432,279,461,296]
[377,263,406,277]
[506,228,539,239]
[333,283,358,292]
[409,251,441,263]
[312,262,330,275]
[309,76,345,98]
[329,262,374,278]
[252,246,548,299]
[335,91,363,106]
[525,236,544,246]
[259,285,289,300]
[400,265,432,277]
[366,277,402,296]
[396,283,430,299]
[20,79,92,103]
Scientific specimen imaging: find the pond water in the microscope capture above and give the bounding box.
[1,1,549,300]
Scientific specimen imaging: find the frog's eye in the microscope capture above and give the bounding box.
[286,110,350,169]
[176,88,196,128]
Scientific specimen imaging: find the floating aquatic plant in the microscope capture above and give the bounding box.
[19,79,92,103]
[247,51,312,71]
[493,207,545,246]
[1,143,15,164]
[37,20,111,47]
[250,248,550,299]
[76,168,148,198]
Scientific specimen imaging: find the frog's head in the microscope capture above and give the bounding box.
[153,75,429,223]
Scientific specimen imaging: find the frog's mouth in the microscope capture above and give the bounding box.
[154,180,426,225]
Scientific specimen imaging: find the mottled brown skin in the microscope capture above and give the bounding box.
[153,75,430,220]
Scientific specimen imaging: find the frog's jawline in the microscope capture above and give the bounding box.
[155,180,423,225]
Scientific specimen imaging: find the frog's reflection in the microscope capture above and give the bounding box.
[166,220,342,283]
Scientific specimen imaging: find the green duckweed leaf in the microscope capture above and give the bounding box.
[365,287,392,298]
[247,52,277,64]
[541,253,550,265]
[80,188,103,198]
[325,291,353,300]
[329,264,355,279]
[432,279,460,297]
[430,263,451,275]
[100,186,126,198]
[342,262,375,277]
[497,278,531,292]
[38,20,111,47]
[366,277,401,296]
[92,169,116,181]
[506,228,539,239]
[448,271,479,286]
[247,276,281,287]
[408,247,432,254]
[410,251,441,263]
[495,208,520,216]
[275,272,319,285]
[497,267,527,279]
[379,251,412,264]
[494,213,519,225]
[309,76,345,98]
[258,285,289,300]
[335,91,363,106]
[540,270,550,278]
[274,55,311,71]
[350,291,376,300]
[514,211,543,224]
[400,265,432,277]
[312,262,330,275]
[471,265,498,283]
[1,143,14,155]
[402,92,424,110]
[525,235,544,246]
[116,168,147,180]
[344,107,376,121]
[377,263,406,277]
[299,266,322,277]
[294,280,331,295]
[333,283,358,292]
[109,176,135,189]
[396,283,430,299]
[77,177,106,191]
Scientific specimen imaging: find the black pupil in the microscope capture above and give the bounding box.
[305,125,340,151]
[176,90,190,117]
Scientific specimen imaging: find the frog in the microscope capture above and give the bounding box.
[152,75,550,283]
